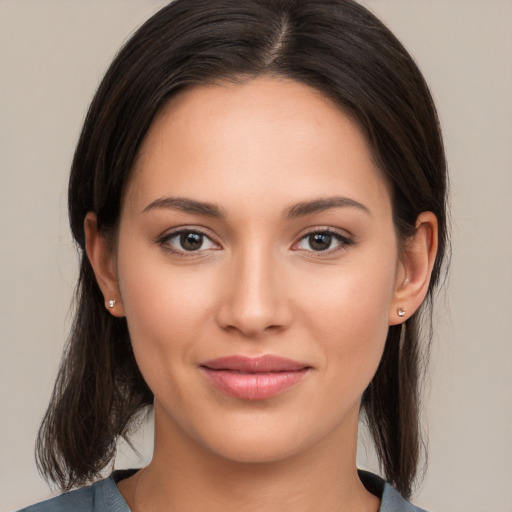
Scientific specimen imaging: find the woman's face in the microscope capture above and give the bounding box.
[113,77,405,463]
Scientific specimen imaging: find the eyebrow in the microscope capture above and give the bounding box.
[284,196,371,218]
[142,196,226,218]
[142,195,370,219]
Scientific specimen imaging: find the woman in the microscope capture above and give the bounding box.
[21,0,448,510]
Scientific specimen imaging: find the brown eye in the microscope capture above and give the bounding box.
[294,230,353,253]
[180,232,204,251]
[160,229,218,254]
[308,233,332,251]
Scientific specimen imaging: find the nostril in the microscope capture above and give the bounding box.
[215,266,293,335]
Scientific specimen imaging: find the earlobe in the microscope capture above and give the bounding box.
[389,211,438,325]
[84,212,125,317]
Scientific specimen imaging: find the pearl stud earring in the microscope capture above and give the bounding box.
[108,300,116,309]
[397,307,406,317]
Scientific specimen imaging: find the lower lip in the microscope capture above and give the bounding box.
[201,368,309,400]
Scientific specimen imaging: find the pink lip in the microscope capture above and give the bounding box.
[200,355,311,401]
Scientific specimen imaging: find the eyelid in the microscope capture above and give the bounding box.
[154,225,354,257]
[156,226,222,256]
[292,227,355,254]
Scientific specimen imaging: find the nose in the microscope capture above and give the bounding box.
[216,247,293,338]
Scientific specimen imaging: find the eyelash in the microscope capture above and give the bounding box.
[157,229,220,257]
[156,227,354,257]
[294,228,355,255]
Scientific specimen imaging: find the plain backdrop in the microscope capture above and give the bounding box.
[1,1,511,511]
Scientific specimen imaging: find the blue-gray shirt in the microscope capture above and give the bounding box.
[17,469,427,511]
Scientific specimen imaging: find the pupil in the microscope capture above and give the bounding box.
[180,232,203,251]
[309,233,331,251]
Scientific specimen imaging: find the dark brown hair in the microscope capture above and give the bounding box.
[36,0,448,499]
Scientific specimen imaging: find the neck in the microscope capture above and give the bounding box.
[119,407,380,512]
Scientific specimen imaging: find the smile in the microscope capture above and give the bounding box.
[200,355,311,400]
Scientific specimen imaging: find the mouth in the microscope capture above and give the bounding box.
[199,355,311,400]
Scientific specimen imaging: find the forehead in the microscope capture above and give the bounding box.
[124,76,391,219]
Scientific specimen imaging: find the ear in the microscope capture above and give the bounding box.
[389,211,438,325]
[84,212,125,317]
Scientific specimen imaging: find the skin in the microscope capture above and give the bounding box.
[85,76,438,512]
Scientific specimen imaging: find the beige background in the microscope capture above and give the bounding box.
[1,1,511,511]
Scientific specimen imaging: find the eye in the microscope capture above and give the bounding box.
[159,229,219,254]
[295,230,353,253]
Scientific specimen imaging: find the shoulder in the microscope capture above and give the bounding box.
[19,469,426,512]
[358,470,429,512]
[18,485,96,512]
[16,471,134,512]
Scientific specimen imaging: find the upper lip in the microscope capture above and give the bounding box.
[200,355,310,373]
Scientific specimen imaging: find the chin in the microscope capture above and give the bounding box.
[207,434,307,466]
[189,405,356,468]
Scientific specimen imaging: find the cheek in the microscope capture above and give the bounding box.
[114,240,219,388]
[296,250,397,389]
[298,253,396,330]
